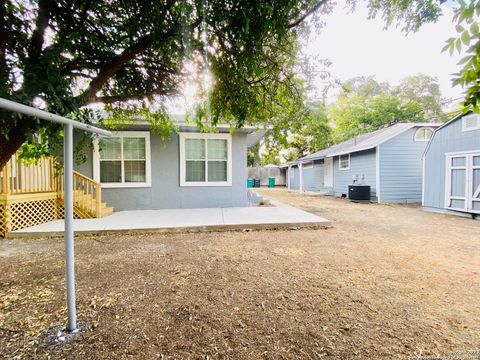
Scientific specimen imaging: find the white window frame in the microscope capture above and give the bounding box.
[414,127,434,142]
[462,114,480,132]
[93,131,152,188]
[444,151,480,214]
[290,166,295,179]
[179,132,232,187]
[339,153,350,170]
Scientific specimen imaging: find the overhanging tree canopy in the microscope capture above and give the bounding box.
[0,0,446,168]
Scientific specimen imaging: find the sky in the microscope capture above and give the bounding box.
[302,0,464,107]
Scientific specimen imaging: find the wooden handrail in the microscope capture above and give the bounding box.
[1,152,103,217]
[57,170,102,218]
[73,170,101,186]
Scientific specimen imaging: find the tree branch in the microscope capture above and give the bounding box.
[28,0,53,61]
[76,33,155,105]
[92,91,171,104]
[0,0,7,76]
[288,0,328,28]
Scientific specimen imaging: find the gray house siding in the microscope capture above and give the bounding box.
[424,117,480,213]
[74,130,248,210]
[379,127,429,203]
[288,165,300,189]
[333,149,377,199]
[303,160,324,191]
[287,160,324,191]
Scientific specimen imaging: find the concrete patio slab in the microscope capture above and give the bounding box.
[10,200,330,238]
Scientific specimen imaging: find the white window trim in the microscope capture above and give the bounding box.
[414,127,434,142]
[461,114,480,132]
[179,132,232,187]
[444,152,480,214]
[302,161,313,169]
[93,131,152,188]
[339,153,350,170]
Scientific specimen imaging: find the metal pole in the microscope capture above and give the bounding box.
[287,166,291,190]
[0,97,111,334]
[64,123,77,332]
[0,98,111,136]
[299,163,303,195]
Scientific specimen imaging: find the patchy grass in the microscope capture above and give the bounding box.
[1,189,479,359]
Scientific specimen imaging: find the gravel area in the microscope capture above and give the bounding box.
[0,188,479,359]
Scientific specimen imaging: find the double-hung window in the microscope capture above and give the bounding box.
[93,131,151,188]
[339,154,350,170]
[179,133,232,186]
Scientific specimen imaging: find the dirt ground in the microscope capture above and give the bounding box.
[1,188,479,359]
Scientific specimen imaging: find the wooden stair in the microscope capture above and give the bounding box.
[72,190,114,218]
[57,171,114,219]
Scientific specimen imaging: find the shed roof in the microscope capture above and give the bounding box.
[422,111,472,158]
[293,122,440,163]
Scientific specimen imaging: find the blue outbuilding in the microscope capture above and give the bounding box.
[423,112,480,217]
[284,122,439,203]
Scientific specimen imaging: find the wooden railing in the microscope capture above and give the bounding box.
[1,152,102,217]
[0,153,56,194]
[57,170,102,217]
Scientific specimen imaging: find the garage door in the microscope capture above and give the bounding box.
[445,152,480,214]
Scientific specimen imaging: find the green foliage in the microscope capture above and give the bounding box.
[358,0,445,33]
[287,103,332,157]
[393,74,446,121]
[0,0,457,168]
[443,1,480,112]
[0,0,330,166]
[330,75,443,142]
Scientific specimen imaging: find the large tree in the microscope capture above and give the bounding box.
[0,0,445,168]
[444,0,480,112]
[330,75,445,142]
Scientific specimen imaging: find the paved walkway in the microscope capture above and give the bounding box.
[11,200,330,237]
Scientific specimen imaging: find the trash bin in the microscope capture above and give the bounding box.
[268,177,275,188]
[247,178,254,188]
[254,178,261,188]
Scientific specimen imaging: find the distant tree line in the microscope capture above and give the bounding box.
[249,74,450,166]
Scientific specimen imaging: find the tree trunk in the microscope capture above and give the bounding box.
[0,126,29,169]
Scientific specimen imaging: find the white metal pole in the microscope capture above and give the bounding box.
[64,123,77,332]
[0,97,111,334]
[287,166,291,190]
[299,163,303,195]
[0,98,111,136]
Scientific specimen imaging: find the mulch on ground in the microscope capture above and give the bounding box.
[1,189,479,359]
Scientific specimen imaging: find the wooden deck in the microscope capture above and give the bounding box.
[0,153,113,237]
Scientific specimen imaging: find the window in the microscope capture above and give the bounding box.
[93,131,151,188]
[414,127,434,141]
[179,132,232,186]
[462,114,480,132]
[290,167,295,178]
[302,161,313,169]
[339,154,350,170]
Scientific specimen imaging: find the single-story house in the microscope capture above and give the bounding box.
[74,117,266,211]
[423,112,480,217]
[284,122,440,203]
